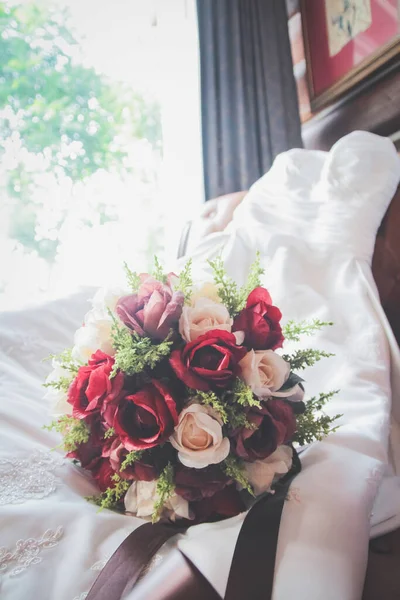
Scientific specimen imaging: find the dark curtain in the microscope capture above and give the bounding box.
[197,0,302,200]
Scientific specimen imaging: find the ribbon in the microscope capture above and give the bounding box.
[86,521,188,600]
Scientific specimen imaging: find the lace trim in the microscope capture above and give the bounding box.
[0,449,63,505]
[90,558,109,572]
[72,558,110,600]
[0,527,64,577]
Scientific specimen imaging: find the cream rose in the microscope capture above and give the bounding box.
[71,286,127,363]
[191,282,222,304]
[71,310,114,363]
[179,297,233,343]
[243,445,293,495]
[239,350,290,398]
[170,403,230,469]
[124,480,190,521]
[91,285,128,316]
[44,359,73,416]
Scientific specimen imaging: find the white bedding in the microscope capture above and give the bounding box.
[1,132,400,600]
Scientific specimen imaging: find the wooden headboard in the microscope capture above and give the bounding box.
[302,64,400,152]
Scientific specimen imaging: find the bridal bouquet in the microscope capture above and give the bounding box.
[44,256,339,523]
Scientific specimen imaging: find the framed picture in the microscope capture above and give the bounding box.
[301,0,400,111]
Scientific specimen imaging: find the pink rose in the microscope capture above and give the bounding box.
[170,403,230,469]
[179,298,232,342]
[239,350,290,397]
[116,274,184,341]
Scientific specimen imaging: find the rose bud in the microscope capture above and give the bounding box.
[232,287,284,350]
[232,399,296,462]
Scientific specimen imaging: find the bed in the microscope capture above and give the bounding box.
[1,73,400,600]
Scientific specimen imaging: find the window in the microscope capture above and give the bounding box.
[0,0,203,310]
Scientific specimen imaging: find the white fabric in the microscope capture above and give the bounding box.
[1,132,400,600]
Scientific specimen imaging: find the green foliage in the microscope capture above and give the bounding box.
[152,256,167,283]
[193,388,255,431]
[195,389,229,423]
[120,450,144,471]
[43,348,79,392]
[43,376,72,393]
[237,252,264,307]
[229,378,261,409]
[88,474,131,511]
[223,456,254,496]
[124,262,141,293]
[43,415,89,452]
[294,391,342,446]
[208,252,264,317]
[110,316,174,377]
[283,319,333,342]
[225,409,256,431]
[152,463,175,523]
[44,348,80,374]
[0,1,162,260]
[175,258,193,304]
[282,348,334,371]
[104,427,115,439]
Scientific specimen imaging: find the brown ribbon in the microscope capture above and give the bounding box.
[224,475,294,600]
[87,450,300,600]
[86,521,188,600]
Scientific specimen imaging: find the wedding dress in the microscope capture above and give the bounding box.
[1,131,399,600]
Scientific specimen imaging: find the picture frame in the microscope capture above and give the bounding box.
[300,0,400,112]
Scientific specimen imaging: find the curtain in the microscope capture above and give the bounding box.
[196,0,302,200]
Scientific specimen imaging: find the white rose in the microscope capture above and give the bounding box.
[44,360,72,416]
[124,480,190,522]
[45,388,71,416]
[71,310,114,363]
[170,403,230,469]
[191,282,222,304]
[239,350,290,398]
[243,445,293,496]
[91,286,127,316]
[179,297,232,343]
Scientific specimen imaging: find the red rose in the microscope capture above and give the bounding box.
[68,350,124,419]
[67,419,104,471]
[232,287,284,350]
[169,330,247,391]
[192,485,246,521]
[113,380,179,451]
[174,464,231,501]
[106,440,158,481]
[116,275,184,341]
[232,399,296,461]
[92,459,115,492]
